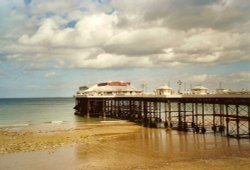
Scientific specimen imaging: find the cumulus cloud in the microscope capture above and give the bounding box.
[0,0,250,70]
[19,13,117,48]
[104,27,183,56]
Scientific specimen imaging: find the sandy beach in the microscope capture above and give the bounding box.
[1,122,250,170]
[0,122,140,154]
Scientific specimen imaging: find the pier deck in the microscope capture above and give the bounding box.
[74,94,250,139]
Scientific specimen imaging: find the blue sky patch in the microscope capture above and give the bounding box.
[66,20,77,28]
[24,0,32,6]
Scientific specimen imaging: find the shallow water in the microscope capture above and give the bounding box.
[0,98,75,125]
[0,98,118,131]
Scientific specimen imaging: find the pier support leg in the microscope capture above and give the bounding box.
[191,103,195,128]
[164,101,168,127]
[201,103,206,134]
[168,101,172,127]
[194,103,199,133]
[248,105,250,138]
[183,103,188,131]
[86,99,90,118]
[219,104,225,133]
[177,102,182,131]
[225,104,229,136]
[143,100,148,127]
[212,104,216,133]
[236,105,240,138]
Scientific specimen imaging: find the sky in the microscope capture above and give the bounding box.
[0,0,250,98]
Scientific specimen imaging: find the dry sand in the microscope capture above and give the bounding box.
[1,122,250,170]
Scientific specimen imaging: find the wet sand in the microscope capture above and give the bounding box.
[0,122,139,154]
[1,122,250,170]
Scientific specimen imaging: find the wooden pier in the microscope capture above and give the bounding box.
[74,94,250,139]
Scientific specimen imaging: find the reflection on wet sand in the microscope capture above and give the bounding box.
[1,124,250,170]
[75,128,250,169]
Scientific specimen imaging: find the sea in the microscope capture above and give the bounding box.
[0,97,106,131]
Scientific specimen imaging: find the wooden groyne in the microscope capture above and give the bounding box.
[74,94,250,139]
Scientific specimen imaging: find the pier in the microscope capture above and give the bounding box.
[74,94,250,139]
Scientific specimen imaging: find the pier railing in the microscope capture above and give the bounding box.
[74,94,250,139]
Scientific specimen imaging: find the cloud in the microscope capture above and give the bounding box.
[127,70,250,92]
[19,13,117,48]
[0,0,250,70]
[111,0,250,31]
[169,71,250,90]
[228,72,250,83]
[104,27,183,56]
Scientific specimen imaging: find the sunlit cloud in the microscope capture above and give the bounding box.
[0,0,249,69]
[0,0,250,97]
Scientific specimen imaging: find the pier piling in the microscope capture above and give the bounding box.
[74,95,250,139]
